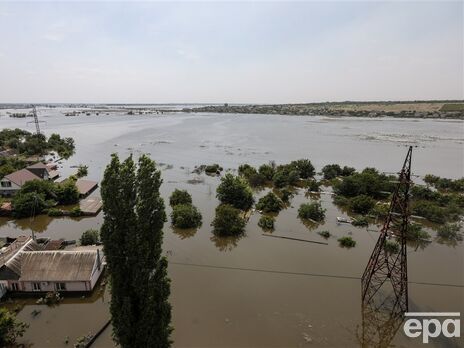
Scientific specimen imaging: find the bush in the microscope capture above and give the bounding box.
[216,173,254,210]
[238,164,257,178]
[12,192,47,218]
[171,204,202,229]
[80,229,99,245]
[69,207,83,217]
[205,164,223,174]
[0,307,28,347]
[384,240,400,254]
[272,166,299,188]
[279,188,293,203]
[256,192,283,213]
[318,230,331,239]
[307,180,320,192]
[169,189,192,207]
[211,204,246,236]
[322,164,342,180]
[258,163,275,181]
[298,202,326,222]
[412,201,446,223]
[258,215,275,231]
[55,180,79,205]
[338,236,356,248]
[334,170,394,198]
[47,208,64,217]
[405,223,430,241]
[289,159,315,179]
[352,216,369,227]
[350,195,375,214]
[76,165,88,178]
[437,223,463,242]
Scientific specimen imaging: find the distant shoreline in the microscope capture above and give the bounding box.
[182,101,464,120]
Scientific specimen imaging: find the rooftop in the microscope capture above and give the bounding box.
[4,168,41,186]
[19,250,100,282]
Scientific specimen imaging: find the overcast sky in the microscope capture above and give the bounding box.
[0,1,462,104]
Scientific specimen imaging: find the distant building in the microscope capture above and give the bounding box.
[0,162,60,196]
[0,236,104,297]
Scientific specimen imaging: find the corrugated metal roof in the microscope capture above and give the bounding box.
[3,239,42,276]
[19,251,97,282]
[4,168,41,186]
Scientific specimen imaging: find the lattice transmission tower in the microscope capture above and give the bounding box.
[361,146,413,313]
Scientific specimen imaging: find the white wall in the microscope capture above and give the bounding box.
[21,281,89,292]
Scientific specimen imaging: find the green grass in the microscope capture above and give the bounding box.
[440,104,464,112]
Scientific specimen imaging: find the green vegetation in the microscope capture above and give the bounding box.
[0,307,28,347]
[412,201,446,224]
[436,223,463,242]
[338,236,356,248]
[216,173,254,210]
[298,202,326,222]
[258,215,275,231]
[169,189,192,207]
[0,128,75,159]
[321,164,355,180]
[258,163,275,181]
[256,192,284,213]
[76,165,88,178]
[171,204,202,229]
[423,175,464,193]
[405,223,430,241]
[333,168,394,198]
[0,157,26,179]
[440,103,464,112]
[212,204,246,236]
[12,179,79,218]
[307,180,320,192]
[69,207,83,217]
[238,164,266,187]
[101,154,171,347]
[47,208,64,217]
[289,159,315,179]
[80,229,100,245]
[350,195,376,214]
[205,163,223,175]
[384,240,400,254]
[352,216,369,227]
[318,230,331,239]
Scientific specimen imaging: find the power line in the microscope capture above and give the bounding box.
[169,261,464,288]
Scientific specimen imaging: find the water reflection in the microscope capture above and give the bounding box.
[357,290,405,348]
[210,233,244,252]
[171,226,198,240]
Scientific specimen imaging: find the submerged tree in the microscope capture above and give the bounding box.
[101,154,171,348]
[0,308,28,347]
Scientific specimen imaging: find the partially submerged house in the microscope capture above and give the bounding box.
[0,236,104,297]
[0,162,60,196]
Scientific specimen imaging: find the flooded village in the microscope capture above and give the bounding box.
[0,105,462,347]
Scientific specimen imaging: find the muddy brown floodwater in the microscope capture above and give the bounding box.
[0,108,463,347]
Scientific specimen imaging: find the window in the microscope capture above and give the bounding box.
[32,282,41,291]
[1,181,11,188]
[55,282,66,291]
[11,282,19,291]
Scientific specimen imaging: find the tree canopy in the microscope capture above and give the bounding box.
[101,154,172,347]
[216,173,254,210]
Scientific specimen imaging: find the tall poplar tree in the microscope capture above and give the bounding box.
[101,154,171,347]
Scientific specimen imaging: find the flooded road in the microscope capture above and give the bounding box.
[0,109,463,347]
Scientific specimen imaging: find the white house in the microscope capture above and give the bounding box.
[0,236,105,296]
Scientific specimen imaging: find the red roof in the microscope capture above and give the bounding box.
[4,169,41,186]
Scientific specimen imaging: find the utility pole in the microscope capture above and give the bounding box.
[361,146,412,313]
[32,105,41,135]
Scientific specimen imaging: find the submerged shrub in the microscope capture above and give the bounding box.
[169,189,192,207]
[298,202,326,222]
[80,229,100,246]
[69,207,83,217]
[256,192,283,213]
[352,216,369,227]
[338,236,356,248]
[384,240,400,254]
[437,223,463,242]
[216,173,254,210]
[318,230,331,239]
[212,204,246,237]
[258,215,275,231]
[350,195,375,214]
[47,208,64,217]
[171,204,202,229]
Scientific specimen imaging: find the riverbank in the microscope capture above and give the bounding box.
[182,101,464,119]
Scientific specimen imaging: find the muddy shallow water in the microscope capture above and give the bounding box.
[0,109,463,347]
